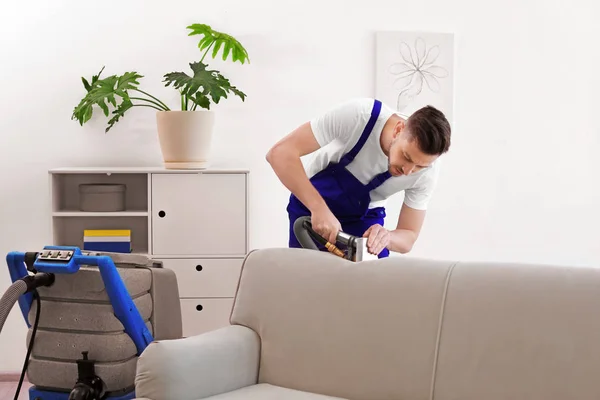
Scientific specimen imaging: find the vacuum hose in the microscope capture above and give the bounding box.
[0,280,28,334]
[293,216,320,250]
[293,216,347,258]
[0,272,55,335]
[0,271,55,400]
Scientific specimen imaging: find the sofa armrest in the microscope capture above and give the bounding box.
[134,325,260,400]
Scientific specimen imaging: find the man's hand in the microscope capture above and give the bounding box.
[363,224,391,255]
[311,206,342,244]
[362,203,427,255]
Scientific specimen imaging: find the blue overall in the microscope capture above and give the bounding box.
[287,99,392,258]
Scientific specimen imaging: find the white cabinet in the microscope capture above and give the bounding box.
[49,167,249,338]
[158,258,243,298]
[179,298,236,338]
[151,173,247,256]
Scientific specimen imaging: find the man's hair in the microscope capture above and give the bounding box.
[405,105,451,155]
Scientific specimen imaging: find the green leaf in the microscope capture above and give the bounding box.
[72,68,144,131]
[163,61,246,110]
[72,66,106,123]
[191,93,211,109]
[106,97,133,133]
[186,23,250,64]
[211,39,223,58]
[222,41,231,61]
[230,86,246,102]
[82,77,91,92]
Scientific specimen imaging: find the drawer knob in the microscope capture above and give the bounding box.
[158,210,166,218]
[196,305,203,311]
[196,265,203,271]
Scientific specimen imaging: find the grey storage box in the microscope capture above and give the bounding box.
[79,183,126,212]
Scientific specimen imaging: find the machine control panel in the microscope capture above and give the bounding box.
[37,249,74,262]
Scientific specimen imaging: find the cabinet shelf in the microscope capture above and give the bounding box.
[50,172,149,213]
[51,215,150,254]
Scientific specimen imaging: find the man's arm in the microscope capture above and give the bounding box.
[265,122,327,213]
[265,122,342,243]
[267,98,370,243]
[388,203,426,253]
[384,165,440,254]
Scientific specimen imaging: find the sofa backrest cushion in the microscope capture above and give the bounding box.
[432,261,600,400]
[230,248,455,400]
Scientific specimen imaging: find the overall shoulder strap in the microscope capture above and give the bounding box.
[339,99,382,167]
[365,170,392,191]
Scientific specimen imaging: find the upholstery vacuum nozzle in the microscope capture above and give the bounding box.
[293,216,363,261]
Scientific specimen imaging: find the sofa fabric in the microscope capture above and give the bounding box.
[135,325,260,400]
[230,248,456,400]
[202,383,346,399]
[134,247,600,400]
[432,261,600,400]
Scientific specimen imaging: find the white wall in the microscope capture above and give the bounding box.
[1,0,598,372]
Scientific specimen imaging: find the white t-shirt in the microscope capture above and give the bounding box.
[304,97,441,210]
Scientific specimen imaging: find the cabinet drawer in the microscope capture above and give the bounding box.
[159,258,243,298]
[180,298,234,337]
[151,173,247,256]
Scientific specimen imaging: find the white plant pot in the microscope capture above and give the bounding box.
[156,110,215,169]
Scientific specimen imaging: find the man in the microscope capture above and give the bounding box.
[266,97,451,258]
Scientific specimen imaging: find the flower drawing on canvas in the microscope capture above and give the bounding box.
[388,37,449,111]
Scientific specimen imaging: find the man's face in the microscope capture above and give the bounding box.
[388,123,439,177]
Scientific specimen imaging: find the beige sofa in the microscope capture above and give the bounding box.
[133,247,600,400]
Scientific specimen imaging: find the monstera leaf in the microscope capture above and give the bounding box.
[163,61,246,110]
[187,23,250,64]
[105,97,133,133]
[72,66,107,124]
[72,68,172,132]
[72,70,144,131]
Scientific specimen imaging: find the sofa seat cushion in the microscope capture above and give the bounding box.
[203,384,346,399]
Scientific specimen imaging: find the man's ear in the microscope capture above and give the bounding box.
[393,121,405,138]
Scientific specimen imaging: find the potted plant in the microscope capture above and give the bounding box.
[71,23,249,169]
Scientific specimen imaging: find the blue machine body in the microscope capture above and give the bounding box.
[25,388,136,400]
[6,245,154,400]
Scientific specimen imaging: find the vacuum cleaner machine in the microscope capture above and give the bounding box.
[1,245,182,400]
